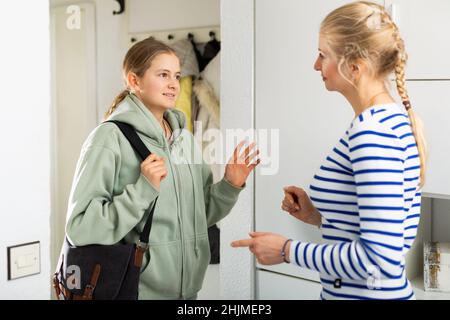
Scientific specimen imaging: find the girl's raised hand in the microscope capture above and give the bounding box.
[224,141,260,187]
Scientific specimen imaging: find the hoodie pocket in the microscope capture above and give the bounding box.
[184,234,211,295]
[139,240,182,298]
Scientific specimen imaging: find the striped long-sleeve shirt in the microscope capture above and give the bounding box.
[289,103,421,300]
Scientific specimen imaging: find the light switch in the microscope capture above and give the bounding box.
[7,241,40,280]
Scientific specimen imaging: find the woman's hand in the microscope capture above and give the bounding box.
[231,232,290,265]
[282,186,322,227]
[141,154,168,191]
[224,141,260,188]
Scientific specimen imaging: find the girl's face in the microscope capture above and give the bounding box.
[133,53,181,111]
[314,35,353,94]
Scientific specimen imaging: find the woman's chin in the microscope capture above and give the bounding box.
[324,84,337,92]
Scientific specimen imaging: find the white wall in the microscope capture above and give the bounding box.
[0,0,51,299]
[220,0,255,300]
[128,0,220,33]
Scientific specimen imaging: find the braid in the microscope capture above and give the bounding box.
[394,53,410,110]
[385,11,428,188]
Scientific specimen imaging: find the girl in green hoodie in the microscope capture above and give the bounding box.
[65,38,259,299]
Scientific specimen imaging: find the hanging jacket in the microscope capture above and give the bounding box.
[201,37,220,71]
[191,36,220,72]
[171,39,200,77]
[65,92,244,299]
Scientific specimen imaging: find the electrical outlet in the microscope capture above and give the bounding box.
[7,241,40,280]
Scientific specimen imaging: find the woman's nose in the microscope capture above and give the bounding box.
[314,58,321,71]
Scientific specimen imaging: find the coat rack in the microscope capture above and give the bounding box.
[113,0,125,15]
[128,26,220,46]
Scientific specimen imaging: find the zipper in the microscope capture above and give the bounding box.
[166,139,186,299]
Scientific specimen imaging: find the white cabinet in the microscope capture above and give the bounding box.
[384,0,450,79]
[256,269,322,300]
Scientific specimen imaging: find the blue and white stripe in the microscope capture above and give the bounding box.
[289,103,421,300]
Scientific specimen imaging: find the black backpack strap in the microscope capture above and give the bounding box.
[105,120,156,245]
[105,121,150,161]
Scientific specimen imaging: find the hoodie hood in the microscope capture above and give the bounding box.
[108,92,186,147]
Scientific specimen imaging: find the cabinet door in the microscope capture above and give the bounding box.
[385,0,450,79]
[256,269,322,300]
[255,0,382,282]
[401,81,450,197]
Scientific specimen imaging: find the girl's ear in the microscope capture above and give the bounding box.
[126,72,140,93]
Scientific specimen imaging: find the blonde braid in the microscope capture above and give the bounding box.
[386,11,428,189]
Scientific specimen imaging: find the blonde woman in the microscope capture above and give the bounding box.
[232,1,426,300]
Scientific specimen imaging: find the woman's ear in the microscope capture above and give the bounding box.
[350,59,368,82]
[350,63,361,81]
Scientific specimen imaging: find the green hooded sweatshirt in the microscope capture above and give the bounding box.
[65,93,244,299]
